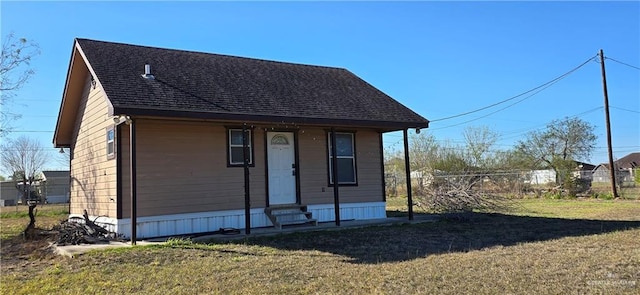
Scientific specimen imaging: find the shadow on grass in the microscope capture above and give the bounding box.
[214,213,640,264]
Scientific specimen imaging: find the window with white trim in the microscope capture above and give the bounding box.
[106,127,115,160]
[328,132,357,185]
[228,129,253,166]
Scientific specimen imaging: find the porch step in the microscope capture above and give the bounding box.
[265,205,318,230]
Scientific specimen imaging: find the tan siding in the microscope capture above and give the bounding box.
[87,116,382,218]
[120,120,266,218]
[69,76,117,218]
[298,128,383,205]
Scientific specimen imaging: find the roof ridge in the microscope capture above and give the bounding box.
[75,38,348,71]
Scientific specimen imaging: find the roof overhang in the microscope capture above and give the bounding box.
[53,40,111,147]
[113,106,429,132]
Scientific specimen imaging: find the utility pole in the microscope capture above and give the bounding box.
[599,49,619,198]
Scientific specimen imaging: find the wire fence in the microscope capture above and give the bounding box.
[385,169,638,199]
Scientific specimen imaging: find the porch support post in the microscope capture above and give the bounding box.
[403,128,414,220]
[243,123,251,235]
[129,119,137,244]
[330,128,340,226]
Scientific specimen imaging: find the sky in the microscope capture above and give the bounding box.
[1,1,639,175]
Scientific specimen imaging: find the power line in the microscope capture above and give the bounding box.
[498,106,604,141]
[19,115,57,118]
[605,56,640,71]
[610,106,640,114]
[4,130,54,133]
[429,55,598,122]
[428,75,567,130]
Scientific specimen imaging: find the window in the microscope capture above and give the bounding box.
[106,127,115,160]
[328,132,357,185]
[228,128,253,166]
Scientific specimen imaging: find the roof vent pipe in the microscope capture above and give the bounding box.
[142,64,155,80]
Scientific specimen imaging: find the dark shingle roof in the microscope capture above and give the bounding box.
[616,152,640,169]
[76,39,429,129]
[594,152,640,171]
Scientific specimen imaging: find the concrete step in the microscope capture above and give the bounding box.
[279,218,318,227]
[271,211,313,218]
[264,204,318,230]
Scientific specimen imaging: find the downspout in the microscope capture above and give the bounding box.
[242,123,251,235]
[68,147,72,215]
[116,125,122,219]
[403,129,413,220]
[330,128,340,226]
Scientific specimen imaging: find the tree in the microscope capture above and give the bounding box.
[409,133,439,173]
[1,33,41,137]
[462,126,499,168]
[515,117,597,189]
[0,136,48,236]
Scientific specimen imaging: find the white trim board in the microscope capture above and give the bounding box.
[70,202,387,239]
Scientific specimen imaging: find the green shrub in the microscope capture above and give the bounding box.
[594,192,615,200]
[542,192,563,200]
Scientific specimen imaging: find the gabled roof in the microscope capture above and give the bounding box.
[41,171,70,181]
[616,152,640,169]
[593,152,640,171]
[54,38,429,146]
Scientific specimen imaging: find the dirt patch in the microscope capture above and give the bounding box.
[0,231,62,273]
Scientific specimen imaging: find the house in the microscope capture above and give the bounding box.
[39,171,70,204]
[592,152,639,183]
[524,161,596,185]
[525,169,556,185]
[0,179,43,206]
[53,39,429,239]
[0,171,69,206]
[524,161,595,185]
[573,161,596,181]
[0,181,19,206]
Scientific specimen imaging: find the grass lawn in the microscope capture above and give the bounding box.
[1,199,639,294]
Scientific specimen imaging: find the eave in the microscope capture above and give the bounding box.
[53,39,112,147]
[113,106,429,132]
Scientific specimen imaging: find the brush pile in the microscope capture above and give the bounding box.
[53,210,120,245]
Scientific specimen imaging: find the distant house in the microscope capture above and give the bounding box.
[524,161,595,185]
[0,179,46,206]
[592,152,639,183]
[573,161,596,181]
[0,181,20,206]
[40,171,70,204]
[525,170,557,185]
[52,39,429,239]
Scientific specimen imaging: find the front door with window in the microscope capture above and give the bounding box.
[267,132,296,205]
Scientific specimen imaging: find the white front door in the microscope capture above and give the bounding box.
[267,132,296,205]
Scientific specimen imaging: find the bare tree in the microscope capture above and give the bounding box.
[1,136,48,236]
[0,33,41,137]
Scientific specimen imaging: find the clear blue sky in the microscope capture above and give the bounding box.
[1,1,639,174]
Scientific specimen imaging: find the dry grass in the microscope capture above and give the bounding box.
[1,199,639,294]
